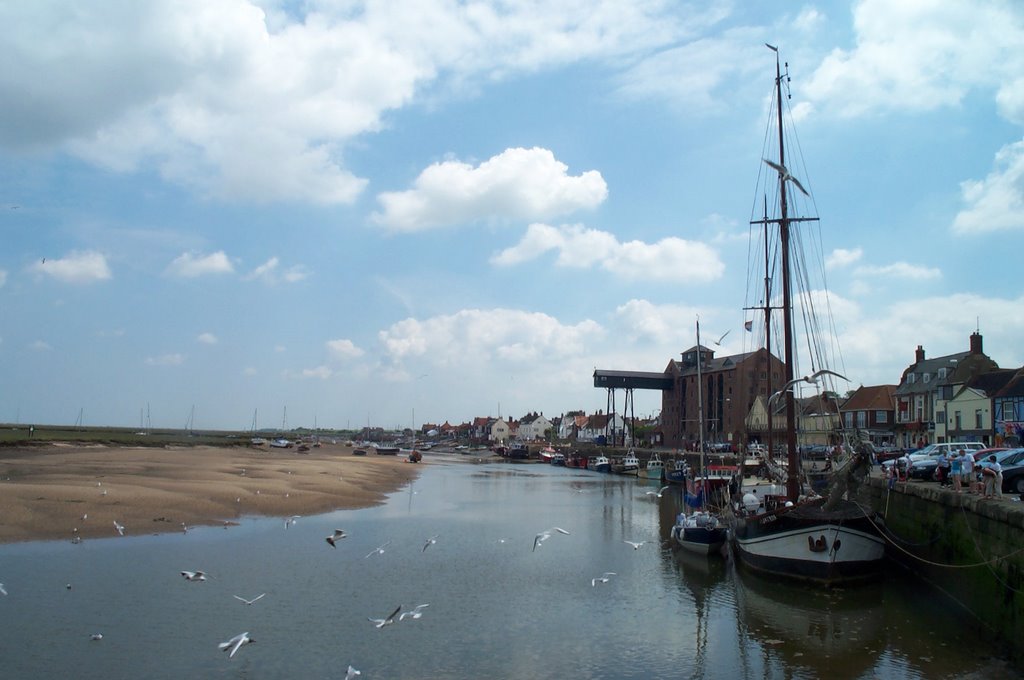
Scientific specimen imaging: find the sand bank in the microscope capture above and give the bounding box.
[0,442,422,544]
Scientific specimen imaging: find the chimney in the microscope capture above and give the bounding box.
[915,345,925,364]
[970,331,983,355]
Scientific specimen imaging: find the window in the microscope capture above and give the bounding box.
[954,411,962,430]
[876,410,888,423]
[938,367,947,379]
[908,373,916,384]
[975,409,983,429]
[857,412,867,428]
[923,373,930,384]
[844,412,853,428]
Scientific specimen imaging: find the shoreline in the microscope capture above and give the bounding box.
[0,442,424,544]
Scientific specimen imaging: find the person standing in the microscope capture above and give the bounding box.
[960,449,975,493]
[950,448,963,492]
[981,455,1001,499]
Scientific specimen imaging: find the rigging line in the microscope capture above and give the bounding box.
[851,500,1024,574]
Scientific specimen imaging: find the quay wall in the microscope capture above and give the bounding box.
[856,476,1024,659]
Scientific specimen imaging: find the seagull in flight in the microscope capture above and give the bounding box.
[769,369,850,407]
[714,329,730,346]
[399,603,429,621]
[368,605,402,628]
[113,520,125,536]
[591,572,616,587]
[365,541,392,558]
[763,158,809,196]
[422,535,439,552]
[0,583,7,596]
[533,527,570,552]
[219,631,254,658]
[90,633,103,641]
[645,485,671,498]
[345,666,361,679]
[180,571,207,582]
[285,515,300,529]
[233,594,266,606]
[623,540,646,550]
[325,529,348,547]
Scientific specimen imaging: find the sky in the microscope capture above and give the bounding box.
[1,0,1023,433]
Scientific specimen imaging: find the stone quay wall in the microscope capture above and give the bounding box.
[856,476,1024,659]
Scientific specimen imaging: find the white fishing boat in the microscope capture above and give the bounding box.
[641,453,664,480]
[726,45,884,585]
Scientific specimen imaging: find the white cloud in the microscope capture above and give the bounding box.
[492,223,724,282]
[372,148,607,231]
[825,247,863,269]
[197,332,218,345]
[243,257,308,284]
[242,367,257,376]
[802,0,1024,119]
[165,251,234,278]
[326,338,365,360]
[379,308,603,368]
[145,353,185,366]
[952,138,1024,234]
[612,299,701,346]
[853,262,941,280]
[0,269,6,287]
[32,251,111,284]
[1,2,694,204]
[298,366,333,380]
[30,340,51,351]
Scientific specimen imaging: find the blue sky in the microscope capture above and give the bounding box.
[2,1,1023,432]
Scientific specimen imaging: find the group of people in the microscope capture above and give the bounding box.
[930,449,1003,498]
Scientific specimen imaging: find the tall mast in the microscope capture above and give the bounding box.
[696,318,705,477]
[772,48,800,500]
[762,195,773,466]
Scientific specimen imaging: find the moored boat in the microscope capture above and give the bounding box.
[539,446,557,463]
[726,46,884,585]
[641,452,664,480]
[665,458,687,485]
[588,455,611,473]
[611,450,640,475]
[374,444,400,455]
[551,453,566,466]
[672,510,727,555]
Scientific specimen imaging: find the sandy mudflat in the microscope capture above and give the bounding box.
[0,442,422,544]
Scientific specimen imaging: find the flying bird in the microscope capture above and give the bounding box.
[325,529,348,547]
[365,541,392,559]
[219,632,254,658]
[533,527,570,552]
[233,594,266,606]
[422,535,439,552]
[623,540,646,550]
[0,583,7,596]
[645,485,671,498]
[180,571,207,582]
[768,369,850,407]
[714,330,730,346]
[591,572,617,587]
[763,158,809,196]
[345,666,361,680]
[285,515,300,529]
[113,521,125,536]
[399,603,430,621]
[90,633,103,641]
[368,605,402,629]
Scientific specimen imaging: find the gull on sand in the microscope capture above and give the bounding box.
[591,572,617,586]
[533,527,570,552]
[219,632,254,658]
[234,594,266,605]
[369,605,401,628]
[325,529,348,547]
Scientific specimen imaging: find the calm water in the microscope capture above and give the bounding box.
[0,456,1020,679]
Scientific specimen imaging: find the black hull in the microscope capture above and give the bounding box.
[730,499,885,585]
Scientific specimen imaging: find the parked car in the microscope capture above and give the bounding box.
[971,447,1012,462]
[1001,462,1024,495]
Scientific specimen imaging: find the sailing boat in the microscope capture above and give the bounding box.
[726,45,884,584]
[672,319,728,555]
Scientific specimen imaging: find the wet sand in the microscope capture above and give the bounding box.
[0,442,423,544]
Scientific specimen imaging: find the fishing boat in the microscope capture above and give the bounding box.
[374,444,400,455]
[665,458,688,485]
[671,319,728,555]
[726,46,884,585]
[551,452,566,466]
[588,455,611,473]
[641,452,664,480]
[611,450,640,475]
[539,446,557,463]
